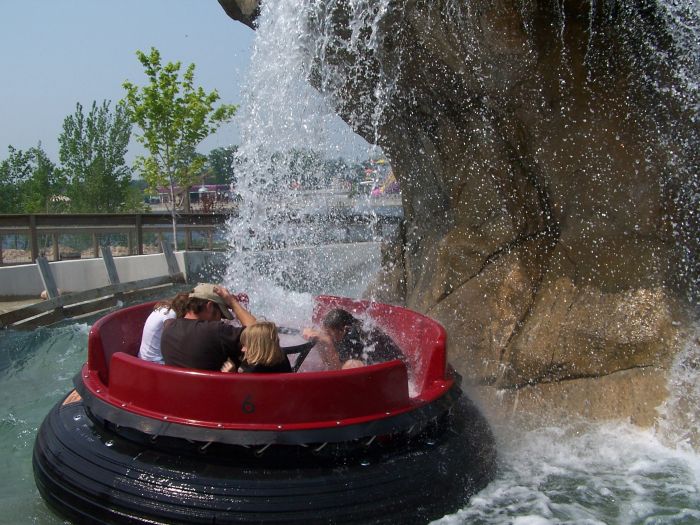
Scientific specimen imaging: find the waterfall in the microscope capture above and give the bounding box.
[223,0,402,322]
[657,325,700,450]
[611,0,700,305]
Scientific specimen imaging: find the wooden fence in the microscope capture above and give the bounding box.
[0,213,228,265]
[0,210,403,266]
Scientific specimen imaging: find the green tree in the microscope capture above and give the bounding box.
[0,146,32,213]
[58,101,133,212]
[122,48,237,245]
[22,145,67,213]
[206,146,238,185]
[0,145,65,213]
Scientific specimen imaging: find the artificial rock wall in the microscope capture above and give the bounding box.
[219,0,698,425]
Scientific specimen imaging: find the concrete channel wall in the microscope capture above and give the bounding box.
[0,243,381,299]
[0,251,222,298]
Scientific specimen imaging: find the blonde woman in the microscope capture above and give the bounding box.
[239,322,292,374]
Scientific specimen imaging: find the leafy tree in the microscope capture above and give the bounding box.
[122,48,237,245]
[0,146,32,213]
[206,146,238,185]
[22,146,67,213]
[130,178,149,193]
[123,179,149,212]
[0,145,66,213]
[58,101,133,212]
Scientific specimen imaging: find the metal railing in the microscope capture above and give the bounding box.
[0,241,184,329]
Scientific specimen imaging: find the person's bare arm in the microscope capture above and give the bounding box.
[302,328,341,370]
[214,286,257,326]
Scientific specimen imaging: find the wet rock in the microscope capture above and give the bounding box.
[502,282,680,385]
[218,0,258,29]
[471,366,669,428]
[218,1,697,424]
[427,242,538,382]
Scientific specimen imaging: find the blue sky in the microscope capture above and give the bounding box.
[0,0,254,162]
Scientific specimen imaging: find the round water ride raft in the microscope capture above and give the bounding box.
[33,295,496,524]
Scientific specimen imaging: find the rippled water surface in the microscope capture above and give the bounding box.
[0,323,88,525]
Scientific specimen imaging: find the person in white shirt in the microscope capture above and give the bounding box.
[138,292,190,364]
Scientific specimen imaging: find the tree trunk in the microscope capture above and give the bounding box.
[168,179,177,250]
[183,187,192,249]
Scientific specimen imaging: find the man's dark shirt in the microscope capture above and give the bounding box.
[337,324,404,365]
[161,319,244,371]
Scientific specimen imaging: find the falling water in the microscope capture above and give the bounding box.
[222,0,398,321]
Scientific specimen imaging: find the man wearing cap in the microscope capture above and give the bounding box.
[161,283,256,371]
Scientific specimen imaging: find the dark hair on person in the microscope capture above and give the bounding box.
[169,292,191,318]
[322,308,359,330]
[153,291,192,318]
[184,297,211,315]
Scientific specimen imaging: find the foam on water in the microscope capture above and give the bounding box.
[657,326,700,451]
[433,420,700,525]
[432,326,700,524]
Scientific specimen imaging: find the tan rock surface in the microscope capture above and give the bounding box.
[470,366,669,428]
[218,1,697,424]
[501,281,681,386]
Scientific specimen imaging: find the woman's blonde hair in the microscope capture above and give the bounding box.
[241,322,284,366]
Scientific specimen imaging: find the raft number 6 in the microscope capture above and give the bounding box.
[242,394,255,414]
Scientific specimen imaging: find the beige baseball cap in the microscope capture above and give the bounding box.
[189,283,233,320]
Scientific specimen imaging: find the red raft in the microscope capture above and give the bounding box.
[33,295,495,524]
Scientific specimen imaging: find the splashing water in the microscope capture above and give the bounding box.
[428,328,700,524]
[222,0,399,320]
[0,1,698,523]
[657,326,700,451]
[432,421,700,525]
[1,318,699,523]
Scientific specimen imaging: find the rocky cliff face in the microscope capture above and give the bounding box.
[219,0,698,425]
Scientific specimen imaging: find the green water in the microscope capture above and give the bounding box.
[0,323,88,525]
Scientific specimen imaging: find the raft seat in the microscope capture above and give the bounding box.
[84,297,448,432]
[85,300,415,429]
[106,352,410,427]
[88,301,154,385]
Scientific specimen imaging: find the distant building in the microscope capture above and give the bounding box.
[151,184,239,211]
